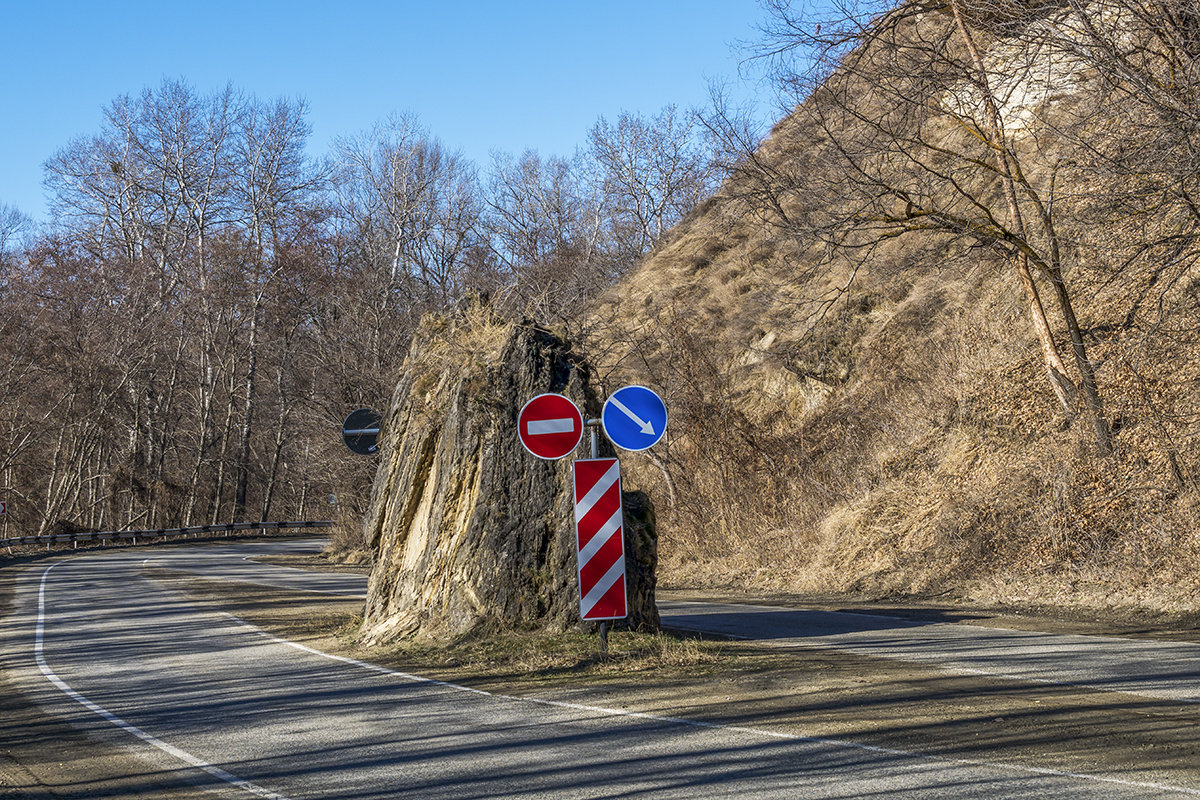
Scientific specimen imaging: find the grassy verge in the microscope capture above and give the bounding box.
[363,624,722,686]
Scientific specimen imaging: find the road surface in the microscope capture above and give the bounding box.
[3,540,1199,799]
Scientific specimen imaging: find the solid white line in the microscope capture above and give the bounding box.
[219,609,1200,797]
[220,611,492,696]
[34,564,291,800]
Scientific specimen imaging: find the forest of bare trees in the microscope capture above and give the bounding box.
[9,0,1200,587]
[0,80,717,540]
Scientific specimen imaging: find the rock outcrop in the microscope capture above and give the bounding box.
[361,303,659,642]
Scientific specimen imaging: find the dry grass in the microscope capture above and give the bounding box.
[583,41,1200,616]
[361,624,722,681]
[404,297,515,407]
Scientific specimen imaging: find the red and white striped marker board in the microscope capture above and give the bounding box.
[572,458,627,621]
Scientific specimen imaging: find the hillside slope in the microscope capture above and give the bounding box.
[588,1,1200,613]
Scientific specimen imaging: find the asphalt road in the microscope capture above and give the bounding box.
[4,540,1200,799]
[660,600,1200,703]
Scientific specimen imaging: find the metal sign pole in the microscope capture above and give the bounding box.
[587,419,600,459]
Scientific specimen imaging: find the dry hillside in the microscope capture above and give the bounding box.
[587,0,1200,614]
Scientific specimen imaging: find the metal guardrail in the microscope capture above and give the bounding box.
[1,520,334,551]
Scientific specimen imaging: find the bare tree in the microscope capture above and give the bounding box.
[589,105,719,266]
[33,81,339,533]
[482,149,607,322]
[333,115,484,312]
[228,95,321,521]
[0,203,32,269]
[727,0,1115,452]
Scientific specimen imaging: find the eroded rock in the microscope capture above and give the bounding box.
[361,304,658,643]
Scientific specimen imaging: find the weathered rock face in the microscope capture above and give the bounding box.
[361,306,658,643]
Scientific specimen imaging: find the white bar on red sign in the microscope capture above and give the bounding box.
[572,458,627,621]
[526,418,575,435]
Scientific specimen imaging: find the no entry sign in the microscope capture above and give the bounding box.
[342,408,382,455]
[518,393,583,460]
[572,458,628,621]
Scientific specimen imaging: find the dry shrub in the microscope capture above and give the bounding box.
[327,507,370,554]
[406,297,514,391]
[581,15,1200,611]
[596,221,1200,611]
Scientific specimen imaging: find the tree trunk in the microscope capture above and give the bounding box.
[261,356,290,522]
[210,370,239,525]
[950,0,1079,415]
[233,295,262,522]
[1045,265,1113,454]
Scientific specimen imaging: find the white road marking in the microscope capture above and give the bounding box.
[219,608,1200,797]
[30,554,1200,798]
[35,564,292,800]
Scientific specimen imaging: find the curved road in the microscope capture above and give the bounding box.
[3,540,1199,799]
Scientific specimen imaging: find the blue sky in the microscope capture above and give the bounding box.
[0,1,775,223]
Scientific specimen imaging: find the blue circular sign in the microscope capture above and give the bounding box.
[601,385,667,452]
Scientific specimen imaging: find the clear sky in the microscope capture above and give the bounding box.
[0,1,775,224]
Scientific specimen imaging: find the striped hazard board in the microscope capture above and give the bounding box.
[572,458,628,621]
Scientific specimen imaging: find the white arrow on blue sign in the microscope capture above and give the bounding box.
[601,385,667,452]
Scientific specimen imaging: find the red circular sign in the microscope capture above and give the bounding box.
[518,393,583,460]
